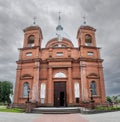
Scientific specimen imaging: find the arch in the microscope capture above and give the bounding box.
[85,34,92,46]
[54,72,66,78]
[27,35,34,47]
[23,82,29,97]
[45,37,74,48]
[90,81,97,95]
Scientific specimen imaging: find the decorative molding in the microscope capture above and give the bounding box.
[87,73,100,79]
[21,74,33,80]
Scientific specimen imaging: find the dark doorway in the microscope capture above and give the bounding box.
[54,82,66,107]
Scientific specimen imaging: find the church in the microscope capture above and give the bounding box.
[14,15,106,107]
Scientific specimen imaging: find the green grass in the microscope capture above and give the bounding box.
[0,106,24,113]
[95,106,120,111]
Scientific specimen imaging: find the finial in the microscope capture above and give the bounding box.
[58,11,61,25]
[33,16,37,25]
[56,11,63,41]
[83,16,86,25]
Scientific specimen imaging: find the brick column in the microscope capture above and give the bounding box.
[14,67,21,104]
[80,61,88,101]
[68,67,73,104]
[48,67,53,106]
[99,66,106,102]
[32,62,39,103]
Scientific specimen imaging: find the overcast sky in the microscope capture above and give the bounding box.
[0,0,120,96]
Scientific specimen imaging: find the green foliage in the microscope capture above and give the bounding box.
[106,96,112,103]
[112,96,118,103]
[0,81,13,104]
[95,106,120,111]
[0,106,24,113]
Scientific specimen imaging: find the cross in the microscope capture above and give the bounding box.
[59,11,61,16]
[83,16,86,25]
[58,11,62,22]
[33,16,37,25]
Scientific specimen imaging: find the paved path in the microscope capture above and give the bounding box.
[33,114,87,122]
[0,111,120,122]
[82,111,120,122]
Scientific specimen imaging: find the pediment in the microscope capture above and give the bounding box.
[87,73,99,79]
[21,74,33,79]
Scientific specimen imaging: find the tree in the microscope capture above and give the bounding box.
[106,96,112,103]
[0,81,13,104]
[111,96,119,107]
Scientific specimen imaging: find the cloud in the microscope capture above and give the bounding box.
[0,0,120,96]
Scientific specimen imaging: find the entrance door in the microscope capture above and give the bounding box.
[54,82,66,107]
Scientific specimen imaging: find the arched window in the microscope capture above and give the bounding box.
[27,35,34,47]
[23,82,29,97]
[85,34,92,46]
[90,81,97,95]
[54,72,66,78]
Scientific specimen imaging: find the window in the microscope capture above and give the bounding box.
[23,82,29,97]
[76,98,79,103]
[62,44,67,47]
[90,81,97,95]
[87,52,94,56]
[56,52,63,56]
[55,72,66,78]
[74,82,80,98]
[27,35,34,47]
[53,44,58,48]
[74,82,80,103]
[26,52,32,56]
[40,83,46,104]
[85,34,92,46]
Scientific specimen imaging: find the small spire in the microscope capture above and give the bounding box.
[56,11,63,31]
[33,16,37,25]
[58,11,61,25]
[83,16,87,25]
[56,11,63,41]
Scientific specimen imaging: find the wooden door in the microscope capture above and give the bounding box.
[54,82,66,107]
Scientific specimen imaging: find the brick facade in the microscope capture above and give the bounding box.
[14,24,106,107]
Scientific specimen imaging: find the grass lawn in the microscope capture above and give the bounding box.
[95,106,120,111]
[0,106,24,113]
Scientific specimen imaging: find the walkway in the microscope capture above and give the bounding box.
[33,114,87,122]
[0,111,120,122]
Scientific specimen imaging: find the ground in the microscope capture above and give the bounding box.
[0,111,120,122]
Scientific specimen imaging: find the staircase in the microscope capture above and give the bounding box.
[32,107,81,114]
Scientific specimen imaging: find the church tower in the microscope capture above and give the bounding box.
[14,25,43,105]
[77,23,106,103]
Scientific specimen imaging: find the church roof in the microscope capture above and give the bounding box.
[79,25,96,31]
[45,37,74,48]
[45,12,74,48]
[23,25,42,32]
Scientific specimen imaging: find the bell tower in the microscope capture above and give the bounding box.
[77,24,106,103]
[23,26,43,48]
[14,25,43,105]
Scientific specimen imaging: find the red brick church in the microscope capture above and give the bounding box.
[14,15,106,107]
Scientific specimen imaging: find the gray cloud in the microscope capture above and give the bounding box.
[0,0,120,96]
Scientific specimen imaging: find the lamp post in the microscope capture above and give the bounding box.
[90,86,94,109]
[90,88,93,101]
[26,86,31,113]
[27,86,30,103]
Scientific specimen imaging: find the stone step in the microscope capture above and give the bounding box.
[32,107,81,114]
